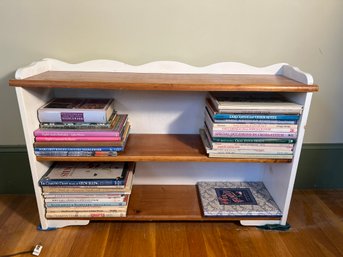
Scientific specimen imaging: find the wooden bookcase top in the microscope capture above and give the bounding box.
[9,71,319,92]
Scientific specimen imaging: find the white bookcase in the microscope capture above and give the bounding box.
[10,59,318,230]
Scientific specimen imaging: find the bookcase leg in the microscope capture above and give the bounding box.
[240,220,281,226]
[39,220,90,230]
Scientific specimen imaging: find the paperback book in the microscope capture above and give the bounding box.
[39,162,133,186]
[206,99,301,121]
[197,181,282,217]
[208,92,303,114]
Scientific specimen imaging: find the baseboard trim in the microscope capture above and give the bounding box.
[0,144,342,193]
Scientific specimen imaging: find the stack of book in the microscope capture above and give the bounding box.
[200,92,302,159]
[33,98,130,157]
[39,161,135,218]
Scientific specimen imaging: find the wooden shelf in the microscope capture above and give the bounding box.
[48,185,282,221]
[36,134,292,163]
[9,71,319,92]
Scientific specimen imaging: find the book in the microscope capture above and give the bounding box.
[206,99,301,121]
[41,169,134,193]
[34,151,118,157]
[203,127,293,149]
[45,201,128,207]
[44,196,127,202]
[34,147,122,152]
[45,205,128,212]
[39,162,133,186]
[37,98,115,123]
[34,114,128,137]
[39,111,117,130]
[197,181,282,217]
[45,210,127,218]
[35,136,123,142]
[208,92,303,114]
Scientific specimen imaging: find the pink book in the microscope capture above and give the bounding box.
[35,136,122,142]
[34,129,121,137]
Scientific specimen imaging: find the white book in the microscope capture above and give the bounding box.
[37,98,115,123]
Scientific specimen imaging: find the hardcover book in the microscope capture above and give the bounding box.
[197,181,282,217]
[39,162,133,186]
[40,169,134,193]
[208,92,303,114]
[37,98,115,123]
[205,101,300,122]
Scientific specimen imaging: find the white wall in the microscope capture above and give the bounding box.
[1,0,342,144]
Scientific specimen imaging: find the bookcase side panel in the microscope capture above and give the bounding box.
[263,92,313,225]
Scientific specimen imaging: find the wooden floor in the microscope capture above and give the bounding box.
[0,190,342,257]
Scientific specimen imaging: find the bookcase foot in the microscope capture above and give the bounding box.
[240,219,281,226]
[39,220,90,230]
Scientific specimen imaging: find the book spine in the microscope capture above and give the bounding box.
[34,151,118,157]
[33,129,120,137]
[39,123,112,129]
[39,178,125,186]
[34,147,122,151]
[213,113,300,121]
[210,131,297,139]
[207,148,293,155]
[44,197,126,203]
[209,143,294,150]
[211,124,297,133]
[45,211,126,218]
[45,202,127,207]
[212,119,297,124]
[208,153,293,159]
[35,136,122,142]
[211,137,296,143]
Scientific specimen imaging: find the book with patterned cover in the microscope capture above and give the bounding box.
[197,181,282,217]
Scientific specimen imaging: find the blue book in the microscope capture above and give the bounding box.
[213,113,300,121]
[39,162,134,186]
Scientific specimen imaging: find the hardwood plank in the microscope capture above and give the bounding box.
[9,71,319,92]
[102,222,157,257]
[0,191,342,257]
[156,223,191,257]
[36,134,292,163]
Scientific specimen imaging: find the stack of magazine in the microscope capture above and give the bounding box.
[200,92,302,159]
[33,98,130,157]
[39,161,135,218]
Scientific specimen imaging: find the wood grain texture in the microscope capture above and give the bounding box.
[36,134,292,163]
[0,190,342,257]
[9,71,319,92]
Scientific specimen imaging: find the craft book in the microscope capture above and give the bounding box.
[37,98,115,123]
[39,162,130,186]
[208,92,303,114]
[197,181,282,217]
